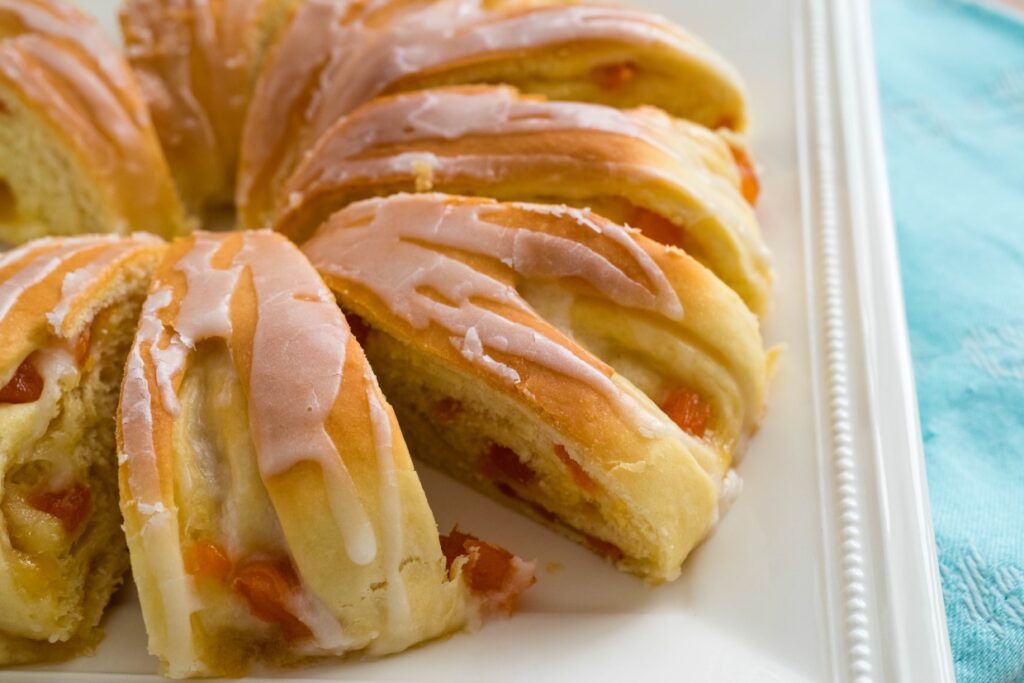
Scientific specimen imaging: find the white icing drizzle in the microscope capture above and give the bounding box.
[283,86,766,265]
[46,233,160,335]
[240,0,743,223]
[314,86,703,167]
[119,284,200,672]
[302,194,679,432]
[0,0,146,120]
[171,233,242,348]
[237,233,378,566]
[364,377,413,640]
[25,42,141,163]
[121,230,402,653]
[0,235,120,327]
[121,284,177,507]
[308,1,713,133]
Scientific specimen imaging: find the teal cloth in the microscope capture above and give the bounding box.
[873,0,1024,680]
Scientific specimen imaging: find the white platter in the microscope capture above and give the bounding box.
[4,0,955,680]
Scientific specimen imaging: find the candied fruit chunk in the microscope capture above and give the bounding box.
[0,356,43,404]
[553,444,597,494]
[185,540,232,582]
[660,388,711,438]
[728,144,760,205]
[440,527,535,614]
[481,443,535,486]
[232,560,312,640]
[28,484,91,533]
[591,61,638,90]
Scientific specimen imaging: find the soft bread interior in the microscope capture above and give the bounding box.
[521,284,752,460]
[0,298,144,665]
[358,325,709,581]
[0,83,120,244]
[144,340,470,677]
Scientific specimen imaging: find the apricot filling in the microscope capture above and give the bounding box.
[0,356,44,404]
[553,445,597,494]
[480,443,535,486]
[185,540,232,582]
[232,561,312,641]
[624,206,698,255]
[185,541,312,640]
[591,61,638,90]
[440,527,535,614]
[728,144,760,205]
[27,484,91,534]
[659,388,711,438]
[69,326,92,366]
[432,397,463,424]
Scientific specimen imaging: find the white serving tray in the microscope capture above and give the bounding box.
[4,0,955,680]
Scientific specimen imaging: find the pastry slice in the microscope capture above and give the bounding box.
[275,85,770,314]
[0,234,164,665]
[119,0,296,213]
[303,193,769,582]
[237,0,749,229]
[0,0,188,244]
[118,230,534,678]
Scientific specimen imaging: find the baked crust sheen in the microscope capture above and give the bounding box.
[275,85,770,314]
[0,0,188,242]
[0,235,163,665]
[303,193,768,581]
[236,0,749,229]
[117,230,526,678]
[119,0,296,211]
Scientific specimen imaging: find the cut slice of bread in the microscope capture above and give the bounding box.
[0,234,164,665]
[118,230,534,678]
[304,194,769,582]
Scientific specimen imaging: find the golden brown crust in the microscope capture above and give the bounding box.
[236,0,749,229]
[119,0,295,210]
[303,193,768,580]
[117,230,531,677]
[0,234,162,666]
[0,0,187,240]
[274,85,770,313]
[0,234,165,380]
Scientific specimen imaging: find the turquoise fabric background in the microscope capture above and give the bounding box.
[873,0,1024,680]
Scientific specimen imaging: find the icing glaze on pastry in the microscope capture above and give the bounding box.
[237,0,747,228]
[275,86,770,311]
[303,193,681,435]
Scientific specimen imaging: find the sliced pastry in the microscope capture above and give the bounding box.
[0,234,164,665]
[0,0,188,243]
[237,0,749,229]
[118,230,535,678]
[275,85,770,314]
[303,194,769,582]
[119,0,296,213]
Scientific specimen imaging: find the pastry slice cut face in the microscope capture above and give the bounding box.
[0,0,188,244]
[0,234,164,665]
[303,194,769,582]
[276,85,771,314]
[118,230,534,679]
[119,0,296,214]
[236,0,749,229]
